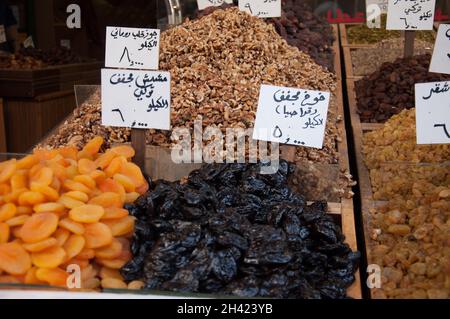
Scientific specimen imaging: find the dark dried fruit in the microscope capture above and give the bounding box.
[121,161,359,298]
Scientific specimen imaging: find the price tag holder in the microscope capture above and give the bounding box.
[239,0,281,18]
[253,84,330,149]
[415,81,450,144]
[197,0,233,11]
[386,0,436,30]
[0,25,6,44]
[105,26,160,70]
[366,0,388,28]
[429,24,450,75]
[101,69,171,130]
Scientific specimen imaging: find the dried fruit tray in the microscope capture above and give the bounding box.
[342,46,363,79]
[339,23,376,48]
[0,61,102,98]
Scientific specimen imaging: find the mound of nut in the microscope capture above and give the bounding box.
[0,137,148,290]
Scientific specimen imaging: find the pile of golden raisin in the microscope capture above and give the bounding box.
[0,136,148,290]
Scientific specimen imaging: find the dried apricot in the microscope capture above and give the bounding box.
[23,238,58,252]
[95,238,122,259]
[73,175,96,190]
[0,203,16,222]
[101,207,128,220]
[16,206,33,215]
[34,202,65,214]
[16,155,38,170]
[96,258,127,269]
[24,267,46,285]
[63,234,85,260]
[63,180,91,194]
[65,165,78,179]
[35,267,68,287]
[18,191,46,206]
[84,223,113,249]
[64,191,89,203]
[5,214,30,227]
[58,146,78,160]
[62,257,89,269]
[77,158,97,175]
[128,280,144,290]
[99,267,123,280]
[33,167,53,186]
[101,278,127,289]
[81,136,103,156]
[69,204,105,223]
[59,218,85,235]
[80,264,97,281]
[110,145,135,159]
[33,149,58,161]
[88,192,122,208]
[103,216,135,237]
[90,170,106,184]
[2,188,26,204]
[58,194,85,209]
[76,248,96,260]
[113,174,135,192]
[119,162,145,187]
[94,151,116,169]
[98,179,125,202]
[0,159,16,183]
[82,277,100,289]
[30,183,59,202]
[0,183,11,195]
[54,228,70,246]
[10,173,27,190]
[0,223,10,243]
[0,275,21,283]
[136,181,149,195]
[20,212,59,243]
[104,156,127,178]
[31,246,66,268]
[125,192,140,204]
[0,242,31,275]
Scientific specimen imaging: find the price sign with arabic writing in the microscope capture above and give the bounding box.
[197,0,233,11]
[105,26,160,70]
[366,0,388,28]
[429,24,450,75]
[415,81,450,144]
[239,0,281,18]
[252,84,330,149]
[101,69,171,130]
[386,0,436,30]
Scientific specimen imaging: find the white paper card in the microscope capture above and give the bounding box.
[429,24,450,75]
[105,27,160,70]
[197,0,233,11]
[0,25,6,44]
[253,84,330,148]
[239,0,281,18]
[366,0,388,28]
[101,68,171,130]
[415,81,450,144]
[386,0,436,30]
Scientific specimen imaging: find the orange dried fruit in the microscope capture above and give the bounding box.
[16,206,33,215]
[76,248,96,260]
[24,267,46,285]
[95,238,122,260]
[23,237,58,252]
[0,275,21,283]
[0,183,11,195]
[101,278,127,289]
[73,174,96,190]
[65,165,78,179]
[0,223,10,243]
[59,218,85,235]
[125,192,140,204]
[31,246,66,268]
[96,258,127,269]
[33,149,58,161]
[99,178,125,198]
[119,162,145,188]
[81,136,103,156]
[110,145,135,159]
[10,173,27,190]
[94,151,116,169]
[5,214,30,227]
[90,170,106,184]
[82,277,101,289]
[16,155,38,170]
[69,204,105,223]
[30,183,59,202]
[84,222,113,249]
[104,156,127,178]
[80,264,97,281]
[128,280,144,290]
[113,174,136,192]
[136,181,149,195]
[101,207,128,220]
[58,194,85,209]
[34,167,53,186]
[64,191,89,203]
[0,242,31,275]
[63,234,85,260]
[20,212,59,243]
[63,180,91,194]
[34,202,65,214]
[58,146,78,160]
[54,228,70,246]
[0,159,16,183]
[35,267,68,287]
[103,216,135,237]
[18,191,46,206]
[77,158,97,175]
[0,203,16,222]
[62,257,89,269]
[2,188,26,204]
[88,192,122,208]
[99,267,123,280]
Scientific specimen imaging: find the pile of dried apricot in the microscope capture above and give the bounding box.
[0,136,148,290]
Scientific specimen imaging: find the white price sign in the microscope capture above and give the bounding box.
[197,0,233,11]
[101,69,171,130]
[386,0,436,30]
[415,81,450,144]
[239,0,281,18]
[105,26,160,70]
[366,0,388,28]
[429,24,450,75]
[253,84,330,149]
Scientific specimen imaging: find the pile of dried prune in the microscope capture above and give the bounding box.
[121,161,360,298]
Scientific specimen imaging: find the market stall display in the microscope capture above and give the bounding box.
[0,137,149,289]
